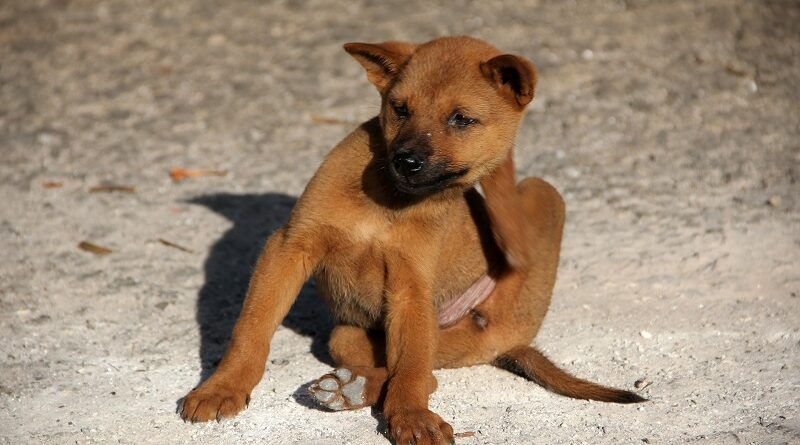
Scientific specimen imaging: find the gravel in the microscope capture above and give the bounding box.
[1,1,798,443]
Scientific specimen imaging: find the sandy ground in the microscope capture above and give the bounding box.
[1,0,799,444]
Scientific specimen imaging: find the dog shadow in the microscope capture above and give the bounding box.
[187,192,335,386]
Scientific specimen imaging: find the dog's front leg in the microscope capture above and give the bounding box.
[383,257,454,445]
[180,227,322,422]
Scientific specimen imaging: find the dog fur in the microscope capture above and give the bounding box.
[179,36,644,445]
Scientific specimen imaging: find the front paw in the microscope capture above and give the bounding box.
[389,409,454,445]
[179,382,250,422]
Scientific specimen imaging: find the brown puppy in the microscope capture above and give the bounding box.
[179,36,644,444]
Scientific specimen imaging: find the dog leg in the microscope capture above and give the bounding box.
[479,151,530,269]
[382,258,454,445]
[485,178,641,404]
[311,325,440,411]
[179,228,322,422]
[309,367,437,412]
[310,325,387,410]
[328,324,386,367]
[435,177,566,369]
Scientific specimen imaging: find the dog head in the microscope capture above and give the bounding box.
[345,36,536,196]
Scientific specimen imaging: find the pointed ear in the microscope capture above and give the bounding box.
[343,41,416,92]
[480,54,537,107]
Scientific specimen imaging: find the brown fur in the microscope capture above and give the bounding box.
[179,36,644,444]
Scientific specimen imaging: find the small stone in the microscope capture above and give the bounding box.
[31,314,51,325]
[37,132,61,146]
[640,330,653,339]
[767,195,782,207]
[207,34,226,46]
[581,49,594,60]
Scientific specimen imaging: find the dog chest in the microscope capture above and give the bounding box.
[313,236,387,327]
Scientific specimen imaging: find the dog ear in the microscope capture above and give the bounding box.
[480,54,537,107]
[343,41,416,92]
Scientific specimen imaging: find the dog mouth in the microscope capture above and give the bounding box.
[388,164,469,195]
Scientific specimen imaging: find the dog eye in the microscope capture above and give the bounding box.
[448,112,476,128]
[392,102,410,119]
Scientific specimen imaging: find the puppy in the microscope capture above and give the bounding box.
[179,36,644,444]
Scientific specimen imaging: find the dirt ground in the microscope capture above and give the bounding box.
[1,0,799,443]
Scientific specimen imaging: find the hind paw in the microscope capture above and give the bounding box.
[309,367,369,411]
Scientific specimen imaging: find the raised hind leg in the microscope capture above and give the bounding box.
[434,175,565,368]
[484,176,643,402]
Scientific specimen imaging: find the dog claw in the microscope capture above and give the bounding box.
[179,384,250,423]
[389,409,455,445]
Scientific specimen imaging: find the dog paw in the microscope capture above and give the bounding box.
[309,367,369,410]
[179,383,250,422]
[389,409,454,445]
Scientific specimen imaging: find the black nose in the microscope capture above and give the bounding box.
[392,151,424,175]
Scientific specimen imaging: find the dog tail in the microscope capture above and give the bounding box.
[493,346,646,404]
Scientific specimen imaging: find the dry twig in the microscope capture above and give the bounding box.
[78,241,112,256]
[169,167,228,182]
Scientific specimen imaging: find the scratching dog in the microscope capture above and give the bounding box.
[179,36,645,444]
